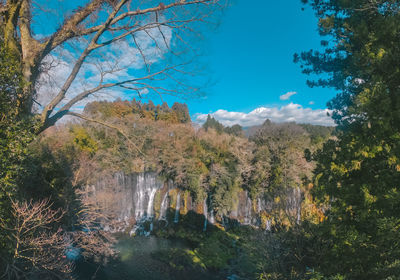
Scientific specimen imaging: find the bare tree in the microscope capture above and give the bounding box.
[71,184,118,263]
[0,199,71,280]
[0,191,121,279]
[0,0,226,131]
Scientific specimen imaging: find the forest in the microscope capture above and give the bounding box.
[1,0,400,279]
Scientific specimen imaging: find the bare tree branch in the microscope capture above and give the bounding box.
[42,0,217,58]
[40,0,129,124]
[42,0,105,55]
[0,198,71,279]
[1,0,227,130]
[46,63,187,127]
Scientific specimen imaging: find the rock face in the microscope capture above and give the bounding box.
[92,172,302,235]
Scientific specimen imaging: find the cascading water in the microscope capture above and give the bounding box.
[295,187,301,224]
[147,187,157,218]
[230,206,238,219]
[243,197,252,225]
[159,193,169,221]
[94,172,163,235]
[134,174,162,235]
[285,186,302,225]
[94,172,304,234]
[203,198,208,231]
[134,174,145,219]
[257,198,262,214]
[115,172,133,227]
[209,210,215,224]
[174,192,181,223]
[209,199,215,225]
[265,219,271,232]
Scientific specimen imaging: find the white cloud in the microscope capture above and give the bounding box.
[35,20,173,115]
[309,101,315,105]
[280,91,297,100]
[194,103,334,127]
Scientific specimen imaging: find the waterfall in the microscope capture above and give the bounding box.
[147,187,157,218]
[265,219,271,232]
[131,173,162,223]
[94,172,303,233]
[134,173,146,219]
[115,172,132,226]
[285,187,302,225]
[209,210,215,224]
[243,197,252,225]
[297,209,301,224]
[159,192,169,221]
[230,200,238,219]
[209,198,215,224]
[257,198,262,213]
[93,172,163,234]
[174,192,181,223]
[296,187,301,224]
[203,198,208,231]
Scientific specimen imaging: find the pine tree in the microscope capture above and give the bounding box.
[299,1,400,278]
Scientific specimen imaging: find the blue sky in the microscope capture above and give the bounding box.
[162,0,337,125]
[34,0,336,126]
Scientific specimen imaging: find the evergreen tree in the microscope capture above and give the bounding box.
[172,102,191,123]
[161,102,171,112]
[224,124,243,137]
[203,115,224,133]
[299,1,400,278]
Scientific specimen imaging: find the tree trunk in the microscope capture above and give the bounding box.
[3,1,21,54]
[18,0,44,117]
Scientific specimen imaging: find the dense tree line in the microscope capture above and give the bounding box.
[84,99,192,124]
[41,100,331,227]
[203,114,243,136]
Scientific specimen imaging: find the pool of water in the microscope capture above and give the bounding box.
[75,236,218,280]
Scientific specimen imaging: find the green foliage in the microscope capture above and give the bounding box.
[224,124,243,137]
[202,114,224,133]
[196,231,236,270]
[297,1,400,128]
[0,46,37,256]
[0,48,23,116]
[0,45,33,186]
[154,215,237,272]
[202,114,243,136]
[305,271,346,280]
[155,219,327,279]
[299,124,334,146]
[248,145,271,199]
[171,102,191,123]
[156,248,207,271]
[71,126,98,156]
[299,1,400,278]
[249,120,314,210]
[18,136,77,212]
